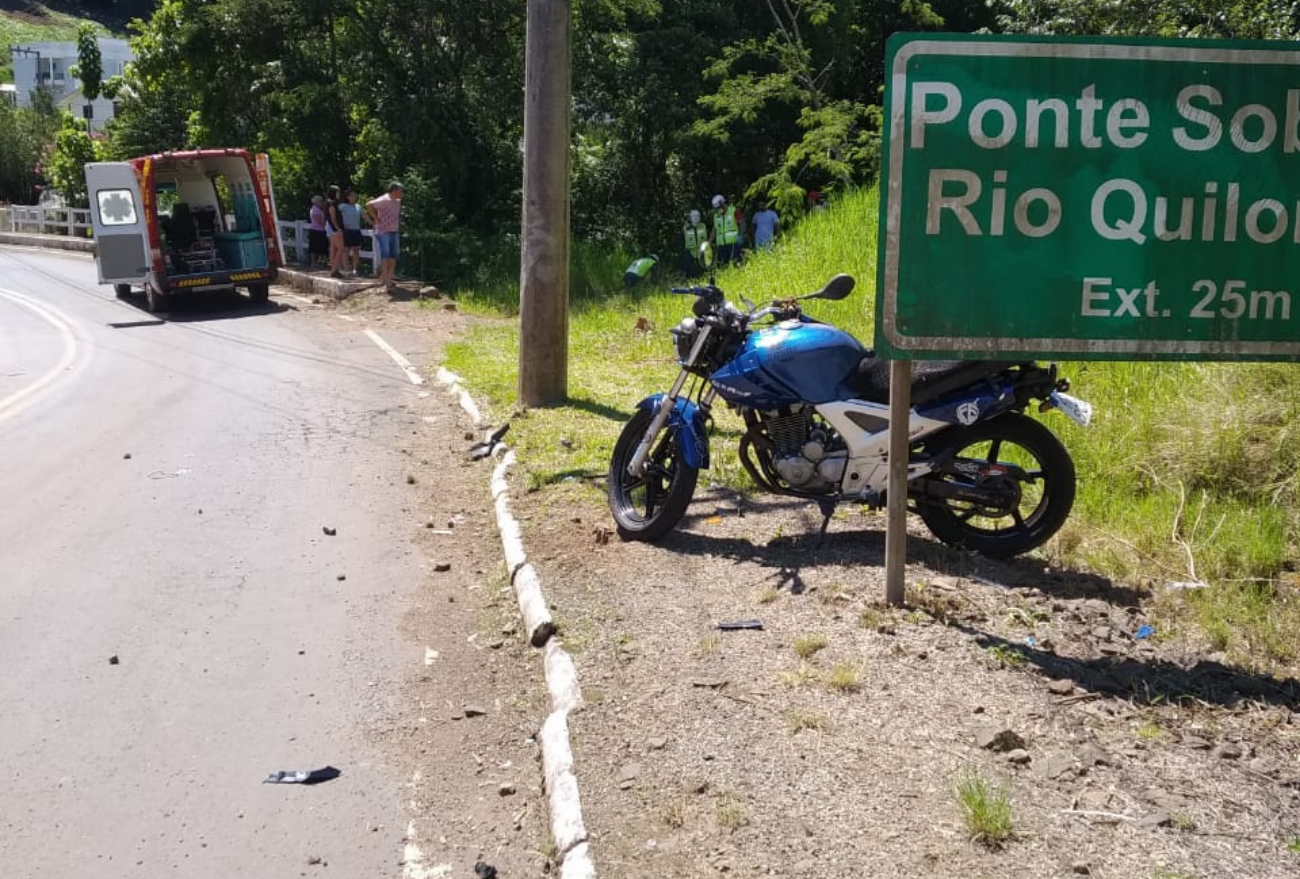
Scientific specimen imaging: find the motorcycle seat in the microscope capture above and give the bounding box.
[846,357,1019,406]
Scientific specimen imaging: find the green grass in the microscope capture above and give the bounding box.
[714,794,750,830]
[983,644,1027,668]
[1136,718,1164,741]
[441,186,1300,674]
[784,708,829,733]
[1285,834,1300,854]
[955,769,1015,847]
[824,660,863,693]
[792,633,828,659]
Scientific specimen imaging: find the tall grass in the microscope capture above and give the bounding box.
[441,187,1300,672]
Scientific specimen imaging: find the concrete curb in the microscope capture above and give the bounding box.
[276,266,375,300]
[0,232,95,253]
[433,367,595,879]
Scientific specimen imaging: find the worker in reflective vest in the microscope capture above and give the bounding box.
[624,254,658,287]
[710,194,739,265]
[682,209,707,276]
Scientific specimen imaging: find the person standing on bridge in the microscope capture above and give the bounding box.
[338,189,364,277]
[366,181,404,292]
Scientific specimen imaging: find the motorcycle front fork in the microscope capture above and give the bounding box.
[626,372,717,478]
[625,368,692,478]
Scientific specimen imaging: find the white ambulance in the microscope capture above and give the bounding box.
[85,149,283,312]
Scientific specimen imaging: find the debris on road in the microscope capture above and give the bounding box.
[322,526,337,536]
[474,862,498,879]
[108,655,120,665]
[468,423,510,460]
[714,619,764,631]
[976,727,1027,752]
[263,766,342,785]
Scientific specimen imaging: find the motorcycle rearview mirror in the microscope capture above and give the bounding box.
[698,241,717,287]
[810,273,855,301]
[697,241,715,270]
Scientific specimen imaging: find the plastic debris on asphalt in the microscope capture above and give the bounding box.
[714,619,763,631]
[263,766,342,785]
[468,423,510,460]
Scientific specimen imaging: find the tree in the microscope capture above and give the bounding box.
[992,0,1300,39]
[0,103,61,203]
[46,113,102,206]
[73,22,104,102]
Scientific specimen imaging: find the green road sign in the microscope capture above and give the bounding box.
[876,34,1300,361]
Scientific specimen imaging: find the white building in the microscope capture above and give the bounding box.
[8,38,134,130]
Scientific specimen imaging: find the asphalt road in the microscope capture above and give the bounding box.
[0,248,431,877]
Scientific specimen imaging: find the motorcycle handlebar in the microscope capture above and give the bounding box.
[670,285,720,297]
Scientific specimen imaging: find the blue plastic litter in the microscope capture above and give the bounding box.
[1135,624,1155,640]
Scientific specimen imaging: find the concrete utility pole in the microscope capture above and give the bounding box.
[518,0,572,406]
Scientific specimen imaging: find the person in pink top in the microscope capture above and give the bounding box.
[365,181,404,291]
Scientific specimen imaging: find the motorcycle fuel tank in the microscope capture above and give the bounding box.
[710,319,866,407]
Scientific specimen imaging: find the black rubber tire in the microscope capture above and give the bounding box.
[144,286,169,314]
[914,413,1075,559]
[113,283,131,298]
[247,282,269,302]
[607,408,699,541]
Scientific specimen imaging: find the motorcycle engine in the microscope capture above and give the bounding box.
[762,407,847,492]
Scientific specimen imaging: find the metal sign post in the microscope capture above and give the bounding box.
[884,359,911,606]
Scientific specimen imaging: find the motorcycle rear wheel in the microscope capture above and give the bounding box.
[608,408,699,541]
[915,413,1075,559]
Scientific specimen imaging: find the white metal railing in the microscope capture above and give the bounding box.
[276,218,375,269]
[7,204,93,237]
[2,206,375,271]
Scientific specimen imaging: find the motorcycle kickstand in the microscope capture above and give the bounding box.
[813,498,837,548]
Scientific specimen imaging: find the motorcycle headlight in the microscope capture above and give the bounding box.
[670,317,698,363]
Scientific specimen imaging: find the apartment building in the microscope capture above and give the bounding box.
[8,38,134,130]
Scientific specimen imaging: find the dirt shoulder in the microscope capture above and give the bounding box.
[334,286,1300,879]
[522,488,1300,878]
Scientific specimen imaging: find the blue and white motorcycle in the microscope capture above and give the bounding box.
[607,267,1092,558]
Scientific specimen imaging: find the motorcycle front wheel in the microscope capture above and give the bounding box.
[608,408,699,541]
[914,412,1075,559]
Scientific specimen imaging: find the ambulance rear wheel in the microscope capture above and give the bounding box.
[145,286,169,313]
[114,283,131,298]
[247,283,269,303]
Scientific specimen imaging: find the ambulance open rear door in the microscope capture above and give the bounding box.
[85,162,149,297]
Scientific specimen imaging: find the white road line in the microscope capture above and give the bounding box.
[365,327,425,385]
[0,287,80,424]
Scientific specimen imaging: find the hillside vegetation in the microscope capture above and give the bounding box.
[0,2,115,82]
[442,187,1300,675]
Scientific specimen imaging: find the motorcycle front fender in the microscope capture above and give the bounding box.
[635,394,711,470]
